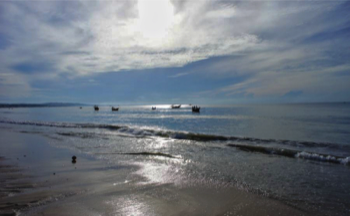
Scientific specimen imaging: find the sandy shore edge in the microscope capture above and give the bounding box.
[0,129,311,216]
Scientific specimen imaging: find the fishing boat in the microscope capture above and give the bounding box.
[152,107,156,110]
[112,107,119,111]
[94,105,99,111]
[171,104,181,109]
[192,106,200,113]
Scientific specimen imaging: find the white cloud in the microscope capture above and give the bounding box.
[0,0,259,76]
[0,0,349,101]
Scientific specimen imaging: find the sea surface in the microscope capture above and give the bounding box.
[1,103,350,215]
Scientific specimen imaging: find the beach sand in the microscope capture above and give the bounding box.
[0,130,310,216]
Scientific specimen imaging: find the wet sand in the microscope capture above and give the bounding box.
[0,130,310,216]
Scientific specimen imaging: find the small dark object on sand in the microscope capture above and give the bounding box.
[72,156,77,164]
[53,172,55,175]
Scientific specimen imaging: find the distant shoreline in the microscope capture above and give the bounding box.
[0,103,87,108]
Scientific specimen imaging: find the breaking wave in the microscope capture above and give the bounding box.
[1,119,349,151]
[227,144,350,165]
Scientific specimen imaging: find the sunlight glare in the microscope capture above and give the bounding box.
[137,0,175,39]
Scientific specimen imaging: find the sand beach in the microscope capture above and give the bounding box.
[0,129,309,216]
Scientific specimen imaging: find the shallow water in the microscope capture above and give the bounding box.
[1,103,350,215]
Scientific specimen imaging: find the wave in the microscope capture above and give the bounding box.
[1,119,348,150]
[227,144,350,165]
[0,119,124,130]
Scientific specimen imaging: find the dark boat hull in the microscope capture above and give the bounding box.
[192,106,200,113]
[171,105,181,109]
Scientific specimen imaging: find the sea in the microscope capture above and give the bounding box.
[0,103,349,215]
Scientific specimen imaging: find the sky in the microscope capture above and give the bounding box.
[0,0,349,104]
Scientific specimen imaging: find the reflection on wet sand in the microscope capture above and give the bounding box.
[0,128,317,216]
[107,195,151,216]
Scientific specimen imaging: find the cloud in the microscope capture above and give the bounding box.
[169,72,189,78]
[0,0,258,76]
[0,0,349,102]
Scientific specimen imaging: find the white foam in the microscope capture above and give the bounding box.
[296,151,349,165]
[339,157,350,165]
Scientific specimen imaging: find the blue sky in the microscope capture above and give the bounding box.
[0,0,349,104]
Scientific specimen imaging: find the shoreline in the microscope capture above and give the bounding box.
[0,129,311,215]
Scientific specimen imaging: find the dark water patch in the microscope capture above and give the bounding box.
[227,144,350,165]
[19,131,63,142]
[57,132,97,139]
[168,132,229,141]
[41,135,64,141]
[57,132,111,141]
[77,146,107,150]
[20,130,43,135]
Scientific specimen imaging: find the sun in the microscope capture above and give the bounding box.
[137,0,175,39]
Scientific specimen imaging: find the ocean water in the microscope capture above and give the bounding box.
[1,103,350,215]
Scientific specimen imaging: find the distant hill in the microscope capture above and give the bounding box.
[0,102,87,108]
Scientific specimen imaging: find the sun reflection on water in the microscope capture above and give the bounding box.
[106,195,153,216]
[132,156,190,186]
